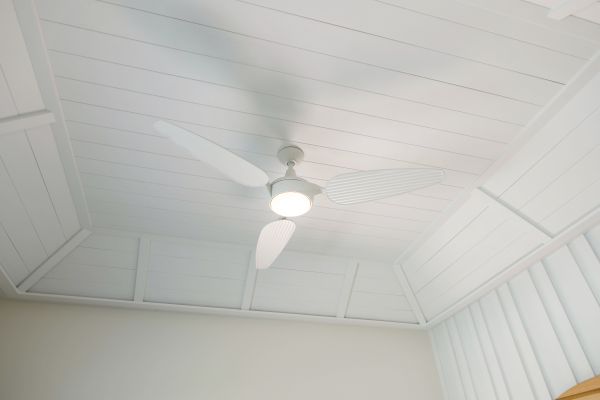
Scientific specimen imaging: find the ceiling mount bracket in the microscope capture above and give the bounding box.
[277,145,304,167]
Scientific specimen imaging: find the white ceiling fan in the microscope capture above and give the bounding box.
[154,120,445,270]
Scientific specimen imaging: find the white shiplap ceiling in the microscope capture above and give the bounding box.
[1,0,600,327]
[33,0,600,261]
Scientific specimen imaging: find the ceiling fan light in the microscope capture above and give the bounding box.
[270,191,312,217]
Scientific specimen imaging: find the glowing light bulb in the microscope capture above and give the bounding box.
[270,191,312,217]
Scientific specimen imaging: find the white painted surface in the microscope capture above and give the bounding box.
[431,223,600,400]
[0,299,442,400]
[29,0,600,262]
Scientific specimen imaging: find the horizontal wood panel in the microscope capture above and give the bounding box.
[48,48,520,147]
[89,210,405,262]
[57,78,491,176]
[420,230,546,319]
[229,0,584,81]
[377,0,599,58]
[36,0,561,103]
[0,132,66,254]
[40,19,539,125]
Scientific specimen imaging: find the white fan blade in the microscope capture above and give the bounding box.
[255,219,296,270]
[154,120,269,187]
[325,168,444,205]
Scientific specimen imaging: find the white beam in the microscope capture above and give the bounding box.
[336,261,359,318]
[476,188,553,241]
[393,263,427,325]
[18,229,91,292]
[548,0,597,19]
[0,110,54,135]
[241,250,257,310]
[426,207,600,327]
[133,235,151,303]
[394,53,600,266]
[0,262,21,298]
[13,0,93,228]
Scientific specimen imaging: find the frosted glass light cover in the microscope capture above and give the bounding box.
[270,191,312,217]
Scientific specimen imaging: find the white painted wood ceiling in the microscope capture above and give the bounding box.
[1,0,600,326]
[32,0,600,261]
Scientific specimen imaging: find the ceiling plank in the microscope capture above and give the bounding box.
[0,110,54,135]
[18,228,92,292]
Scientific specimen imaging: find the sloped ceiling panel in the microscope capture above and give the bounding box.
[431,223,600,400]
[400,64,600,322]
[29,230,418,324]
[0,0,81,287]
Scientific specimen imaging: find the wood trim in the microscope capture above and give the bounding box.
[17,229,92,292]
[547,0,598,20]
[133,235,151,303]
[336,261,358,318]
[0,262,21,298]
[241,250,257,310]
[15,291,424,330]
[558,376,600,399]
[393,263,427,325]
[0,110,54,135]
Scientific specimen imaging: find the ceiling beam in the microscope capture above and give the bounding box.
[133,235,151,303]
[425,206,600,327]
[394,53,600,267]
[18,228,91,292]
[547,0,597,19]
[13,0,92,228]
[336,261,358,318]
[476,188,553,241]
[0,110,54,136]
[393,263,426,325]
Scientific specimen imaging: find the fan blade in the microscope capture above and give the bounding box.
[154,121,269,187]
[325,168,444,205]
[255,219,296,270]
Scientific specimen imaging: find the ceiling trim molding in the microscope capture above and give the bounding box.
[395,50,600,266]
[133,235,151,303]
[393,263,426,325]
[10,290,424,330]
[547,0,598,19]
[17,228,92,292]
[425,206,600,327]
[336,261,359,318]
[241,250,258,310]
[0,263,20,298]
[476,188,553,240]
[0,110,54,135]
[12,0,92,228]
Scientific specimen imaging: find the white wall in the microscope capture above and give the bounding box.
[0,300,442,400]
[431,224,600,400]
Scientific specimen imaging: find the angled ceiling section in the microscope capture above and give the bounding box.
[0,0,86,289]
[27,0,600,261]
[27,229,418,325]
[401,60,600,323]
